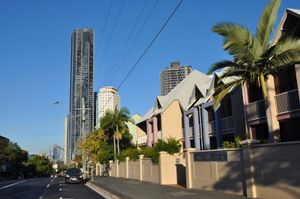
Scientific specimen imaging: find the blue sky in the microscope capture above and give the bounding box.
[0,0,298,154]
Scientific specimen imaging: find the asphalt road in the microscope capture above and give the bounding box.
[0,177,104,199]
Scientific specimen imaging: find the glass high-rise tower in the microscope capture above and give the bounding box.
[67,29,94,161]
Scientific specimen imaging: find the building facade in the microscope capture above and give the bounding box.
[64,115,71,165]
[68,28,94,161]
[95,86,120,128]
[160,61,192,96]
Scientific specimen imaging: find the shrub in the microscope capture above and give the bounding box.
[157,137,181,154]
[141,137,181,164]
[117,147,139,161]
[223,136,241,148]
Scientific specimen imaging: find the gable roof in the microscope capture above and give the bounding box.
[271,8,300,45]
[287,8,300,17]
[137,70,211,123]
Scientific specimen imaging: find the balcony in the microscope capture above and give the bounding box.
[207,116,234,135]
[275,89,300,119]
[245,99,266,124]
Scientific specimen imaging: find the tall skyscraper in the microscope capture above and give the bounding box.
[95,86,120,128]
[160,61,192,96]
[68,28,94,161]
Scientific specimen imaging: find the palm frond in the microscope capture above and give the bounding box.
[207,60,240,75]
[271,37,300,56]
[213,79,243,109]
[212,23,254,60]
[270,48,300,72]
[256,0,281,49]
[217,67,257,81]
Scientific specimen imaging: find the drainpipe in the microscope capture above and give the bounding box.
[214,108,223,148]
[183,112,190,149]
[193,108,200,150]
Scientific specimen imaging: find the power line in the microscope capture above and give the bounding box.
[95,0,114,59]
[103,0,149,84]
[95,0,126,78]
[96,0,184,119]
[108,0,160,85]
[117,0,184,90]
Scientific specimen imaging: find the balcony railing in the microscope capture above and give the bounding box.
[137,135,147,145]
[221,116,234,131]
[207,116,234,134]
[275,89,300,114]
[208,120,215,134]
[246,99,266,121]
[158,131,162,139]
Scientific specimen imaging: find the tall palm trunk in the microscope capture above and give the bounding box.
[113,135,116,159]
[117,138,120,155]
[116,126,120,155]
[259,74,274,142]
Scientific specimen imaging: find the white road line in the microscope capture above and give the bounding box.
[46,184,50,188]
[0,180,30,190]
[85,182,120,199]
[59,188,62,191]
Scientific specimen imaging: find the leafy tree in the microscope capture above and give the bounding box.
[77,128,115,164]
[77,128,105,162]
[207,0,300,139]
[26,155,53,177]
[0,139,28,178]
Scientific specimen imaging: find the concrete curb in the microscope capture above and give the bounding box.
[85,181,120,199]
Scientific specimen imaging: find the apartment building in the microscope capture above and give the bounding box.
[95,86,120,128]
[160,61,192,96]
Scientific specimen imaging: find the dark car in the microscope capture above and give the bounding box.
[65,168,83,184]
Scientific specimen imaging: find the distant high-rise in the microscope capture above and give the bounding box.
[64,116,69,164]
[68,28,94,161]
[95,86,120,128]
[160,61,192,96]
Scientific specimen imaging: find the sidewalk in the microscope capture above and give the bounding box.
[89,176,247,199]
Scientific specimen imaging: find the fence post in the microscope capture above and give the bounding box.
[139,154,144,181]
[241,139,260,198]
[109,160,113,176]
[185,148,196,189]
[116,159,119,177]
[126,157,129,178]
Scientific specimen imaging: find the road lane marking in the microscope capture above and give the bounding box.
[46,184,50,188]
[59,188,62,191]
[0,180,30,190]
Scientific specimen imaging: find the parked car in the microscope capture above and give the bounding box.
[64,168,83,184]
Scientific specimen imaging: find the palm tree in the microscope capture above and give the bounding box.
[207,0,300,141]
[100,106,131,158]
